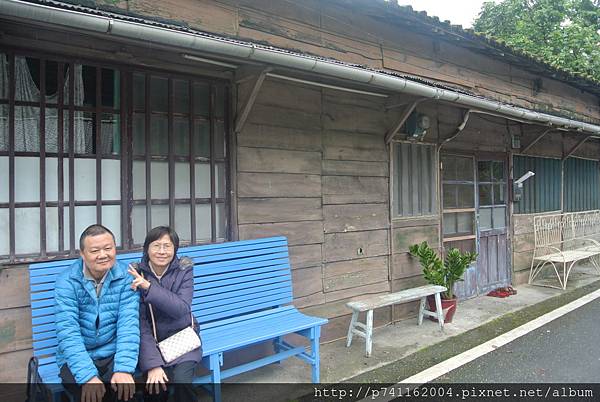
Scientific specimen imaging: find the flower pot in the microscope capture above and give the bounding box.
[426,295,457,323]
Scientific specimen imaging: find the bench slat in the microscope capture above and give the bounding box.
[194,255,289,277]
[192,282,289,305]
[195,297,292,323]
[196,287,292,310]
[197,291,293,318]
[183,239,287,260]
[194,263,290,285]
[199,305,296,330]
[33,337,58,350]
[193,274,291,296]
[32,322,56,335]
[346,285,447,312]
[31,290,55,301]
[191,246,289,265]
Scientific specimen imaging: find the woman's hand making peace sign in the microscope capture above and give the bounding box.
[128,266,151,291]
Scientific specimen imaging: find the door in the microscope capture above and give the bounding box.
[441,154,478,298]
[476,160,510,294]
[441,155,510,299]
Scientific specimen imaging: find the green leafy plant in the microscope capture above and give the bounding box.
[474,0,600,82]
[409,241,477,299]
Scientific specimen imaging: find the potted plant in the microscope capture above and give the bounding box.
[408,241,477,322]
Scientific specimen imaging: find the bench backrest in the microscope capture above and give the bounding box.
[534,211,600,249]
[533,213,565,250]
[29,236,292,374]
[563,210,600,243]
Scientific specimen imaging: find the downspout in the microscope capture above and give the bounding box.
[3,0,600,135]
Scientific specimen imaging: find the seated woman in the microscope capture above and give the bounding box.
[128,226,201,402]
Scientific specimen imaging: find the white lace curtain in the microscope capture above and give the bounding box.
[0,54,92,153]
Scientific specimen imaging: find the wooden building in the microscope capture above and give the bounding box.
[0,0,599,381]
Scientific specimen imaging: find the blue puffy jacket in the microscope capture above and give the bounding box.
[54,259,140,385]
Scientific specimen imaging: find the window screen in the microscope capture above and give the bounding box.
[393,142,437,217]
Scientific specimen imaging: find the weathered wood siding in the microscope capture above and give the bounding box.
[512,214,537,285]
[236,76,398,341]
[237,79,326,310]
[112,0,600,123]
[321,90,391,332]
[0,265,32,382]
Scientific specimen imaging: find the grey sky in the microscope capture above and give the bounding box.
[397,1,495,28]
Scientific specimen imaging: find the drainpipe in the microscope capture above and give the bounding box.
[3,0,600,135]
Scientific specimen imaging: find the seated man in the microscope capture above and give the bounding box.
[54,224,140,402]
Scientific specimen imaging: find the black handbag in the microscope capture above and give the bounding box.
[26,356,49,402]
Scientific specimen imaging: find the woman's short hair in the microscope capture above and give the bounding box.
[142,226,180,262]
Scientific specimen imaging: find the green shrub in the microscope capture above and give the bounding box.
[409,241,477,299]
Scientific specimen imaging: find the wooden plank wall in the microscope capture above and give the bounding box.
[236,76,398,341]
[0,265,32,382]
[320,90,391,340]
[117,0,600,123]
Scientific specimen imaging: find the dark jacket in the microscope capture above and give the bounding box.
[132,256,202,372]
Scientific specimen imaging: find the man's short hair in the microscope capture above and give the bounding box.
[79,224,116,251]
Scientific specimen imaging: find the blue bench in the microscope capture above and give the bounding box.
[29,236,328,402]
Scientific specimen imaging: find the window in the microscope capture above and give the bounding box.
[130,73,228,247]
[478,161,506,230]
[393,142,437,217]
[513,155,561,214]
[0,51,229,262]
[442,154,476,252]
[564,157,599,212]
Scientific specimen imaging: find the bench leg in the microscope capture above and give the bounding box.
[346,310,359,348]
[310,326,321,383]
[590,254,600,275]
[365,310,374,358]
[418,296,426,326]
[209,353,222,402]
[434,292,444,331]
[564,260,579,290]
[273,336,283,364]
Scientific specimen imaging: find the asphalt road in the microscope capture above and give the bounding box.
[435,297,600,383]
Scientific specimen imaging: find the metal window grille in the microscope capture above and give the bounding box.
[393,142,437,217]
[0,50,230,263]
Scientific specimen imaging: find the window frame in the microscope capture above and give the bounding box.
[392,140,439,219]
[441,153,477,252]
[0,49,231,263]
[477,160,507,231]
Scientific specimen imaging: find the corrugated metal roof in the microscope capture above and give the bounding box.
[378,1,600,93]
[15,0,600,98]
[17,0,474,94]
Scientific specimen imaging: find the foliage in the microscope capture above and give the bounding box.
[473,0,600,81]
[409,241,477,299]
